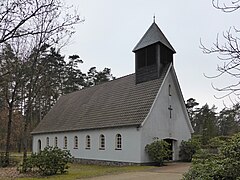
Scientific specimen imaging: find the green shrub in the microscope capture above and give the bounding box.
[191,149,219,165]
[19,146,73,176]
[179,139,200,162]
[145,140,171,166]
[183,159,223,180]
[183,132,240,180]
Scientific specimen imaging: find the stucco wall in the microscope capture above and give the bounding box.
[140,67,192,162]
[32,126,142,163]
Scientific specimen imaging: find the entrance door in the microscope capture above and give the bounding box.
[164,139,174,160]
[37,139,41,153]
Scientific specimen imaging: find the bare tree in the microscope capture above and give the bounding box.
[0,0,81,44]
[212,0,240,12]
[201,0,240,101]
[0,0,83,167]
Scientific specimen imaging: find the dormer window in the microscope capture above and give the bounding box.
[136,44,157,69]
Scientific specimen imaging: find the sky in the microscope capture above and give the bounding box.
[62,0,240,111]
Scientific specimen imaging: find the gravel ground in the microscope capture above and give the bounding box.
[0,167,21,179]
[86,162,191,180]
[0,167,36,179]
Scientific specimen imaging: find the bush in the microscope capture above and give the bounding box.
[19,146,73,176]
[179,139,200,162]
[145,140,171,166]
[0,152,19,167]
[183,159,223,180]
[0,152,8,167]
[183,132,240,180]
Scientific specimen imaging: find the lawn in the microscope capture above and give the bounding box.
[0,152,153,180]
[28,163,152,180]
[0,163,153,180]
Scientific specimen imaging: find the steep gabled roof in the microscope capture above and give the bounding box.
[133,22,176,53]
[32,64,171,135]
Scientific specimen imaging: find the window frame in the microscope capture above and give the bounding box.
[136,44,157,69]
[46,137,49,147]
[115,134,122,150]
[63,136,67,149]
[54,137,58,147]
[99,134,105,150]
[168,84,172,96]
[74,136,78,149]
[85,135,91,150]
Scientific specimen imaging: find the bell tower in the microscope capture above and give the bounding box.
[133,22,176,84]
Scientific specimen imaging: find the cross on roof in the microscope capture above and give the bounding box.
[168,105,173,119]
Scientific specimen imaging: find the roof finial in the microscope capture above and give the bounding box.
[153,14,155,23]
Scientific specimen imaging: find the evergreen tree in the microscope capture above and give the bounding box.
[218,104,240,136]
[194,104,218,144]
[185,98,199,130]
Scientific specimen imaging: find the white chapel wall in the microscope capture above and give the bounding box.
[32,126,142,163]
[140,67,192,162]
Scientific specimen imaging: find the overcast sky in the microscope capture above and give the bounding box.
[62,0,240,111]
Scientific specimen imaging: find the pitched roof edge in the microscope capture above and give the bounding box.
[31,124,140,135]
[61,73,136,98]
[170,67,194,133]
[140,63,172,127]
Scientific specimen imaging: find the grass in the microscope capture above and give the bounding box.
[0,152,153,180]
[3,152,32,166]
[16,163,153,180]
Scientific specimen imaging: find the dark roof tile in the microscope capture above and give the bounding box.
[32,64,170,134]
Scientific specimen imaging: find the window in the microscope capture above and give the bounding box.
[99,134,105,150]
[46,137,49,147]
[63,136,67,149]
[168,84,172,96]
[146,45,156,66]
[86,135,91,149]
[54,137,58,147]
[38,139,41,153]
[136,44,157,69]
[74,136,78,149]
[115,134,122,150]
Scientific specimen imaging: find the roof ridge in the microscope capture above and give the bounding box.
[61,73,135,97]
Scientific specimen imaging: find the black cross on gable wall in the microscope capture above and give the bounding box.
[168,105,173,119]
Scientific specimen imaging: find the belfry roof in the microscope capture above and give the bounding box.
[133,22,176,53]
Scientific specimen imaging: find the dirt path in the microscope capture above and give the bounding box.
[86,162,191,180]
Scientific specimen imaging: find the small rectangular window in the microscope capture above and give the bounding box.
[168,84,172,96]
[86,135,91,149]
[136,49,146,68]
[74,136,78,149]
[54,137,58,147]
[115,134,122,150]
[63,136,67,149]
[99,134,105,150]
[46,137,49,147]
[146,45,156,66]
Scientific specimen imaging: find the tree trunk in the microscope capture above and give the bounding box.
[17,139,21,153]
[5,105,13,166]
[22,98,32,172]
[22,117,28,171]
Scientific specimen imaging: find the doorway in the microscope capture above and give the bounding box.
[37,139,41,153]
[164,138,174,160]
